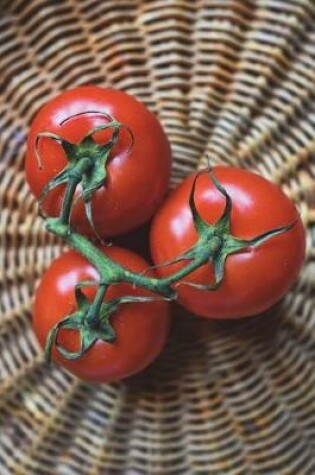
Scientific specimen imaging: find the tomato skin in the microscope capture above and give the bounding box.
[25,86,171,238]
[33,247,171,382]
[150,167,306,319]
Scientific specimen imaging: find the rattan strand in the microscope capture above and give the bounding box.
[0,1,315,474]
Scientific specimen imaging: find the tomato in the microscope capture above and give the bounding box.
[33,246,171,382]
[150,166,306,319]
[25,86,171,238]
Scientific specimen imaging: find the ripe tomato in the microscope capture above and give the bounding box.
[150,166,306,319]
[25,86,171,238]
[33,246,171,382]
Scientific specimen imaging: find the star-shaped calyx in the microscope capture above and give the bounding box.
[45,281,171,361]
[45,283,115,361]
[36,117,130,237]
[157,168,296,291]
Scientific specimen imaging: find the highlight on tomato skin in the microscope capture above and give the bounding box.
[25,86,172,239]
[150,166,306,319]
[33,246,171,383]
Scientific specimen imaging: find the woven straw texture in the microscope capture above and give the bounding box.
[1,1,315,474]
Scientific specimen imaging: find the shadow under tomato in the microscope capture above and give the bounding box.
[124,298,287,393]
[110,221,152,262]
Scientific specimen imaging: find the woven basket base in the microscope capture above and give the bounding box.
[0,1,315,474]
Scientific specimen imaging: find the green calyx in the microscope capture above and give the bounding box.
[44,281,171,361]
[36,119,122,235]
[45,283,115,361]
[162,169,296,291]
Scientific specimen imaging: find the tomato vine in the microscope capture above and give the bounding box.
[37,116,296,362]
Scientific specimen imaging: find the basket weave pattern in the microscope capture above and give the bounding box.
[0,1,315,474]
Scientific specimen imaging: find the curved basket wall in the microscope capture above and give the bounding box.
[0,1,315,474]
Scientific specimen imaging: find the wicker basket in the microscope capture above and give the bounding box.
[0,1,315,474]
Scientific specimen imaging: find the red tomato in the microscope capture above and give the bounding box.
[150,167,306,319]
[33,246,171,382]
[25,86,171,238]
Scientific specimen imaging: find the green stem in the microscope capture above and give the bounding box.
[163,256,206,285]
[123,256,206,294]
[46,221,126,281]
[47,217,203,298]
[68,232,126,282]
[69,232,207,297]
[61,227,175,296]
[122,268,174,297]
[59,157,92,225]
[86,284,107,327]
[59,177,80,225]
